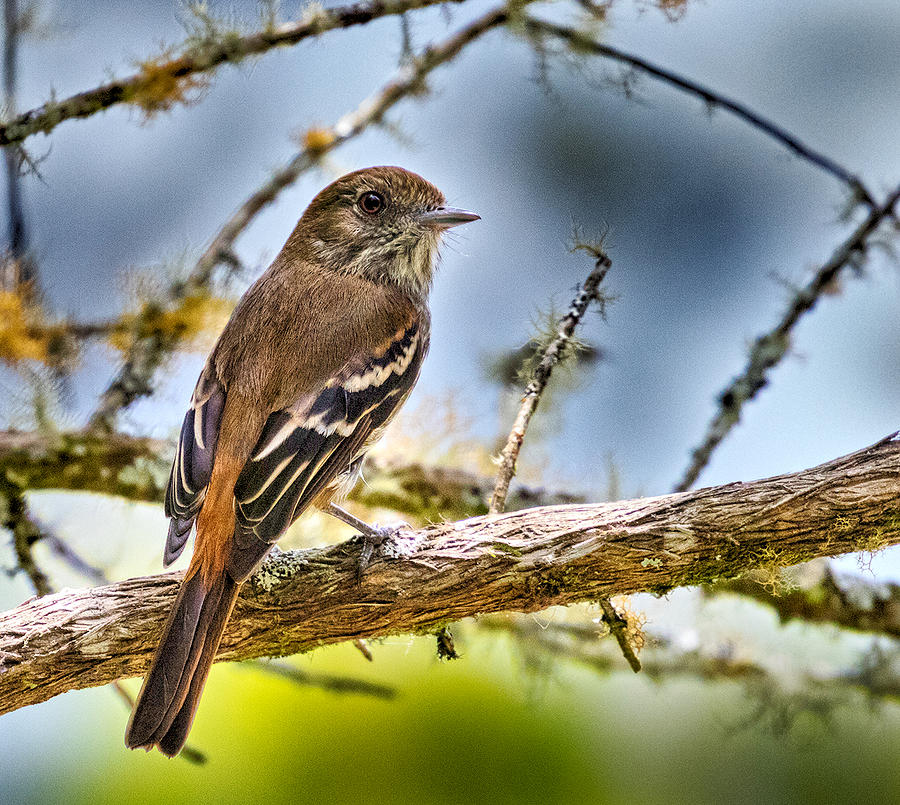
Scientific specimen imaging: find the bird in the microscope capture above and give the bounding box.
[124,166,479,757]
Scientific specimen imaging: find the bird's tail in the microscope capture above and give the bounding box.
[125,567,240,757]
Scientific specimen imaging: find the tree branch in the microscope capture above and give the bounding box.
[1,433,897,715]
[0,0,468,147]
[0,469,51,595]
[523,17,877,208]
[674,183,900,491]
[480,615,900,705]
[490,244,611,513]
[0,428,581,517]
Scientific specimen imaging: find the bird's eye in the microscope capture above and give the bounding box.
[358,191,385,215]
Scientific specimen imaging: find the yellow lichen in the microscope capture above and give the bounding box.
[126,57,209,116]
[302,127,336,155]
[109,292,233,353]
[0,291,49,365]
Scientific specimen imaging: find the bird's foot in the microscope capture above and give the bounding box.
[355,521,409,580]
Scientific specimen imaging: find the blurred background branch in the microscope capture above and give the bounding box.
[522,15,877,208]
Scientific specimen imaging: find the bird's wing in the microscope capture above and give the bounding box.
[163,367,227,566]
[226,318,425,581]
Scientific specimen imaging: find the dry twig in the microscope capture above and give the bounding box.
[485,242,641,670]
[674,184,900,491]
[489,245,611,514]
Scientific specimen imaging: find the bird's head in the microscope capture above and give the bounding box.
[289,166,479,296]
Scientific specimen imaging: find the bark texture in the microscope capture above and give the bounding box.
[1,434,897,715]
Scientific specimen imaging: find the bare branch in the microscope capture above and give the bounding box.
[523,17,877,208]
[596,596,641,672]
[3,0,38,297]
[674,184,900,491]
[0,0,469,147]
[87,5,511,431]
[490,245,611,514]
[1,433,896,715]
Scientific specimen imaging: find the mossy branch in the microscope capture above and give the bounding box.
[0,428,580,517]
[0,0,469,147]
[1,433,897,715]
[712,559,900,639]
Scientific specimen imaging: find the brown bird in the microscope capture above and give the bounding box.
[125,166,479,757]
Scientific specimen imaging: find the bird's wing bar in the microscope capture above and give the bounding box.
[163,368,226,566]
[227,321,423,581]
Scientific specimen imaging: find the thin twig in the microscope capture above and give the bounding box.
[87,5,512,431]
[489,245,611,514]
[352,639,374,661]
[3,0,35,294]
[523,17,876,208]
[487,244,641,670]
[597,597,641,673]
[674,183,900,492]
[0,0,469,147]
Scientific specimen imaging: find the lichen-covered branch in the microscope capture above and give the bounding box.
[0,429,169,501]
[1,433,897,715]
[712,559,900,640]
[0,0,468,147]
[674,183,900,491]
[523,17,876,208]
[485,243,640,669]
[490,245,611,514]
[0,428,580,517]
[87,6,512,430]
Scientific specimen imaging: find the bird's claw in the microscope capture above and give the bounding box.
[356,522,408,581]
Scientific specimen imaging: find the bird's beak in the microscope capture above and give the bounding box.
[417,207,481,228]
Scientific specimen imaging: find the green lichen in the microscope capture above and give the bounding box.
[491,542,524,557]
